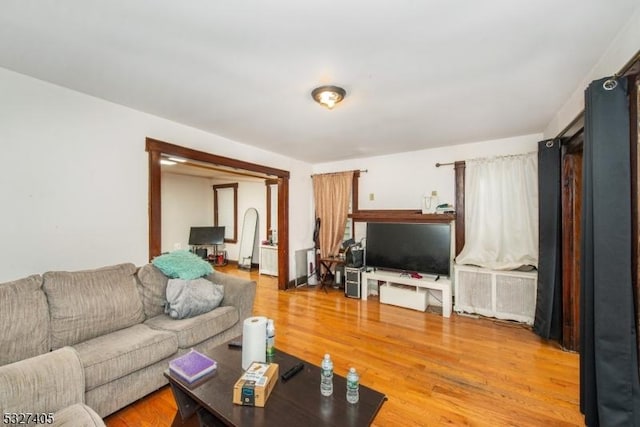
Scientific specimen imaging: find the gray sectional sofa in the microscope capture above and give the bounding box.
[0,262,256,426]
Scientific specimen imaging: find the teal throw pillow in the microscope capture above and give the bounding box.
[152,250,214,280]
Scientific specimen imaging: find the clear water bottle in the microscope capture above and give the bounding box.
[266,319,275,362]
[320,353,333,396]
[346,367,359,404]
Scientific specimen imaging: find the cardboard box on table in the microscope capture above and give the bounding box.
[233,362,279,407]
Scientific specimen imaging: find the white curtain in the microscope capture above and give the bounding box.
[455,152,538,270]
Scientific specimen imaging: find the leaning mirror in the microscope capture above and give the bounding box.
[238,208,259,270]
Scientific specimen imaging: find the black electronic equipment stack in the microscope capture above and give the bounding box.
[344,266,364,298]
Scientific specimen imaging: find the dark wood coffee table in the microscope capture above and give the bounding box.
[165,339,387,427]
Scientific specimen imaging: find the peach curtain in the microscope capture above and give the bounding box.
[312,171,354,259]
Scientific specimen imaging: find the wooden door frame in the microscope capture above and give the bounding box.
[561,135,583,352]
[146,137,290,290]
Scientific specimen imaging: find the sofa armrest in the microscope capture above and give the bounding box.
[0,347,85,415]
[207,271,256,323]
[53,403,105,427]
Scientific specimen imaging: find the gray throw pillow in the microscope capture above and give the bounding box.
[165,278,224,319]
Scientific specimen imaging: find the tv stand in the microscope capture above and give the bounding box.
[361,269,452,317]
[191,244,227,266]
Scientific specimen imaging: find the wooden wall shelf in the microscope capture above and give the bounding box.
[350,210,455,223]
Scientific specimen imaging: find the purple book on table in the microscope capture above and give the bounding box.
[169,349,217,384]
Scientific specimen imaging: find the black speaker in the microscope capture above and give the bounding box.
[195,248,208,259]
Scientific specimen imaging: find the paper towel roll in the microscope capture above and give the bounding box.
[242,316,267,370]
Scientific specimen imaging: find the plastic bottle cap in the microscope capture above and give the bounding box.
[349,367,355,373]
[324,353,330,359]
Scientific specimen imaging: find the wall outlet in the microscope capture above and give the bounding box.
[173,243,182,250]
[431,190,438,196]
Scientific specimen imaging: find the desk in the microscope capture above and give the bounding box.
[318,257,344,292]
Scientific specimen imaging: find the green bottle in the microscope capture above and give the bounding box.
[266,319,275,362]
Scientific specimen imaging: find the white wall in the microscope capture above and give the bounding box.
[314,133,540,209]
[544,7,640,137]
[161,172,214,253]
[162,173,268,263]
[0,67,314,282]
[313,133,540,242]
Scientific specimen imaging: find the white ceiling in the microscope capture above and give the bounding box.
[1,1,638,163]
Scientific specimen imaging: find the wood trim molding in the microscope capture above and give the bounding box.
[454,161,465,256]
[212,183,239,243]
[278,177,289,288]
[148,149,162,258]
[351,171,360,213]
[146,138,290,178]
[561,147,583,352]
[351,210,455,223]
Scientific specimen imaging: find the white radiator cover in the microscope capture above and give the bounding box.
[454,264,537,325]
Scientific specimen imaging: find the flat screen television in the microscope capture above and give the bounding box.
[188,226,225,245]
[365,222,451,276]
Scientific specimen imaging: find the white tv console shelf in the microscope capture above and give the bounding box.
[361,270,452,317]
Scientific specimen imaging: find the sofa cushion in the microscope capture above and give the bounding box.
[74,323,178,391]
[53,403,105,427]
[152,250,213,280]
[43,263,145,349]
[165,278,224,319]
[145,305,238,348]
[136,263,169,318]
[0,275,49,366]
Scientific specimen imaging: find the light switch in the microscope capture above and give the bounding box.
[369,193,375,201]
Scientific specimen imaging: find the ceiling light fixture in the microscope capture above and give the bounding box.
[167,157,187,163]
[311,85,346,110]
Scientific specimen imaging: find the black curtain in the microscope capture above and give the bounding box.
[534,138,563,340]
[581,76,640,426]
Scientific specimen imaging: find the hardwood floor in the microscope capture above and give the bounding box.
[105,266,584,426]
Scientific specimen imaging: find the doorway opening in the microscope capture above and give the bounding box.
[146,137,290,290]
